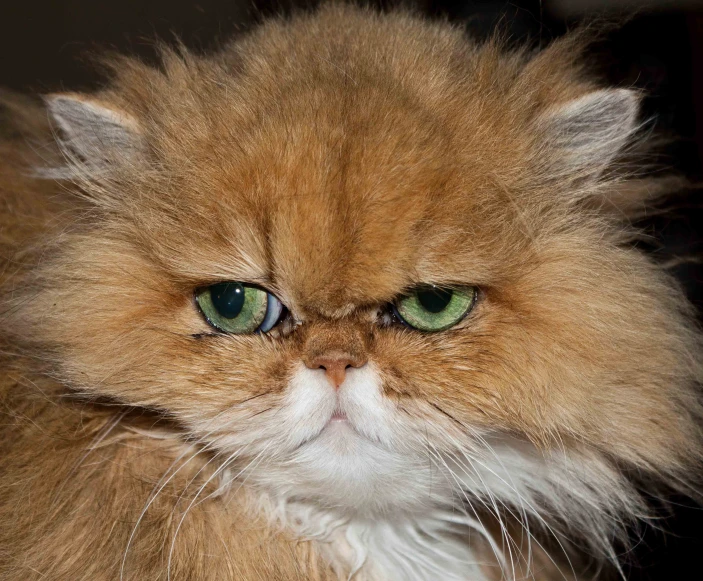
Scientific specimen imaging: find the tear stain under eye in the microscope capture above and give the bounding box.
[190,332,224,340]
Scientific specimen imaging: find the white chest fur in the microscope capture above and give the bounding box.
[279,502,491,581]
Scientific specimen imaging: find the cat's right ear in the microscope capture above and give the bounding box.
[45,93,143,169]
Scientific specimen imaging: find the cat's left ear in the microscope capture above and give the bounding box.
[45,93,143,168]
[540,88,641,180]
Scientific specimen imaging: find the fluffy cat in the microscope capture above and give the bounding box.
[1,4,701,580]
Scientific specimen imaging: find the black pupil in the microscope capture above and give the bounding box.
[210,282,246,319]
[417,288,453,313]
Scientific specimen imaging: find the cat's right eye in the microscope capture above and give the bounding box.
[195,282,285,334]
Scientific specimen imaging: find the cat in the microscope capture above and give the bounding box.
[0,4,701,580]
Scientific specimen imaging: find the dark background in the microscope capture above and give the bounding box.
[1,1,702,579]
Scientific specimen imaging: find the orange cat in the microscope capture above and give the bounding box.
[1,4,701,580]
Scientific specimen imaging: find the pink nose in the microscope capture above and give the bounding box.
[304,352,367,389]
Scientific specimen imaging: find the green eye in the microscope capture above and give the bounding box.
[394,286,477,332]
[195,282,284,334]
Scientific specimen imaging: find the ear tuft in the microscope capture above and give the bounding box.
[543,88,641,178]
[45,94,143,168]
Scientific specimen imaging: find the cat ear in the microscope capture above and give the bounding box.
[45,93,143,168]
[542,88,641,179]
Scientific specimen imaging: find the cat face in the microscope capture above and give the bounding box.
[16,5,702,545]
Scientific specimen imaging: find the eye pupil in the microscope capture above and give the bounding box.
[417,288,453,313]
[210,282,246,319]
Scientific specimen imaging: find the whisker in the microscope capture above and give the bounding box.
[165,442,271,581]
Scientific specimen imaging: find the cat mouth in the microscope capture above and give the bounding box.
[319,407,357,436]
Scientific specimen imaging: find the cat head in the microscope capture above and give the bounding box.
[8,4,703,564]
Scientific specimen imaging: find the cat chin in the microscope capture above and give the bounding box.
[249,426,445,515]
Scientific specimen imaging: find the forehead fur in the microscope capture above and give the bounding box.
[89,5,600,315]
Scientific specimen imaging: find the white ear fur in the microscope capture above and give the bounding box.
[543,88,641,178]
[45,94,142,168]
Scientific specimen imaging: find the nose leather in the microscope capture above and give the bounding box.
[301,322,369,389]
[305,351,367,389]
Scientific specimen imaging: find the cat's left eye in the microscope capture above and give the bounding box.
[195,282,284,334]
[393,285,477,332]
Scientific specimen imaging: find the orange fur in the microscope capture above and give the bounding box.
[0,5,701,580]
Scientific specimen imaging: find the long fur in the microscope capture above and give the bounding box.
[1,4,702,580]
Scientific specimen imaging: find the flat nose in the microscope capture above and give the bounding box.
[305,351,367,389]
